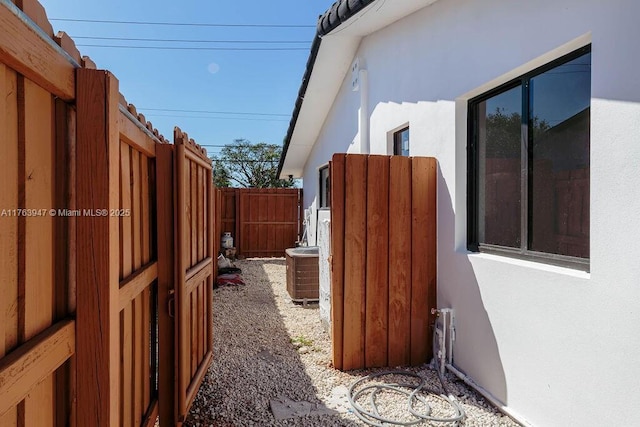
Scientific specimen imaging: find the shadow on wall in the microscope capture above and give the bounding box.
[436,163,509,404]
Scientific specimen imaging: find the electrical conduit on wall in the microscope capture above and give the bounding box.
[359,69,369,154]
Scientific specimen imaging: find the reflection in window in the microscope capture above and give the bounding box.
[477,85,522,248]
[469,46,590,266]
[393,127,410,156]
[319,165,330,208]
[530,53,590,258]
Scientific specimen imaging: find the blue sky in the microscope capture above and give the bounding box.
[39,0,336,157]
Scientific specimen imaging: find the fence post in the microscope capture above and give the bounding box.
[330,154,346,370]
[156,143,176,425]
[75,68,120,426]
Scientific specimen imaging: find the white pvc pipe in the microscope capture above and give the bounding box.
[445,363,534,427]
[359,69,369,154]
[440,314,447,375]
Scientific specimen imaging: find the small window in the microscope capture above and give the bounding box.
[393,127,410,156]
[468,46,590,268]
[319,165,330,208]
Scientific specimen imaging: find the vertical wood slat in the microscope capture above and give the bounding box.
[175,144,189,418]
[259,195,267,251]
[183,155,191,273]
[132,297,143,426]
[410,157,436,365]
[130,149,143,425]
[388,156,412,367]
[132,150,142,271]
[76,68,121,427]
[235,189,241,255]
[276,199,282,251]
[190,161,197,266]
[66,107,78,316]
[330,154,346,370]
[198,283,204,363]
[342,155,367,370]
[54,98,75,427]
[22,77,55,427]
[0,63,19,427]
[140,156,151,409]
[190,291,197,377]
[202,280,207,357]
[141,157,151,265]
[155,144,176,426]
[120,307,132,427]
[197,166,204,261]
[365,155,389,368]
[141,289,151,412]
[201,280,206,360]
[236,190,244,256]
[120,143,133,279]
[119,141,133,427]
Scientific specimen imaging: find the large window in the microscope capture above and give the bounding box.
[319,165,330,208]
[468,46,591,268]
[393,127,410,156]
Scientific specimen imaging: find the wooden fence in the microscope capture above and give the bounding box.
[0,1,215,426]
[172,129,215,422]
[330,154,437,371]
[484,159,589,258]
[220,188,237,246]
[219,188,302,257]
[0,1,79,425]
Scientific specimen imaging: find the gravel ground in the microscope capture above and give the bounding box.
[184,258,521,427]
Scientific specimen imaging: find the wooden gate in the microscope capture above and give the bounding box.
[224,188,301,257]
[159,129,215,425]
[76,69,162,427]
[330,154,437,371]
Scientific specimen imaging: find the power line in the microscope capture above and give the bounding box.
[212,159,280,163]
[51,18,315,28]
[143,114,289,122]
[72,35,310,44]
[140,108,289,117]
[76,44,307,51]
[199,143,276,147]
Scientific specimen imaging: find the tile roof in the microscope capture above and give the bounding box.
[317,0,376,36]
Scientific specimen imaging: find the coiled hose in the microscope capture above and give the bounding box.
[347,328,465,426]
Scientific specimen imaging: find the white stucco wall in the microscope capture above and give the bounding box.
[297,0,640,425]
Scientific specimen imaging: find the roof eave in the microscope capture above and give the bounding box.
[277,33,323,178]
[278,0,439,179]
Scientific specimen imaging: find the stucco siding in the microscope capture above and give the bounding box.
[296,1,640,424]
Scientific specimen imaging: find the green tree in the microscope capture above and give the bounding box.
[211,139,294,188]
[485,108,550,158]
[212,160,231,188]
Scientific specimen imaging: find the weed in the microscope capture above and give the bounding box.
[290,335,313,347]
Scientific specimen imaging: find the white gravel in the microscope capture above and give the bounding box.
[184,258,522,427]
